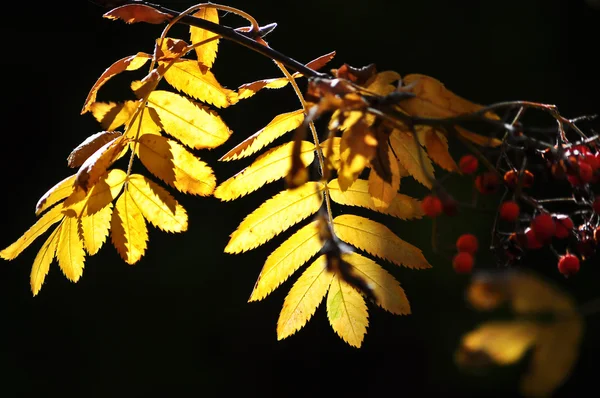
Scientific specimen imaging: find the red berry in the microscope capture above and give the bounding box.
[531,213,555,242]
[499,201,520,222]
[554,215,574,239]
[452,252,474,274]
[525,228,544,249]
[593,198,600,214]
[456,234,479,254]
[475,172,500,194]
[421,195,443,218]
[578,161,593,183]
[558,254,580,276]
[459,155,479,174]
[582,153,600,171]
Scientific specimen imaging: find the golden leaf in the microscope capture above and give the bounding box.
[277,255,334,340]
[81,52,151,114]
[418,127,459,172]
[338,119,377,191]
[343,252,410,315]
[111,189,148,264]
[35,174,77,216]
[224,182,324,253]
[124,106,163,139]
[73,135,128,193]
[64,169,127,217]
[368,146,401,209]
[147,90,231,149]
[320,137,341,170]
[127,174,188,233]
[328,179,423,220]
[389,128,434,188]
[366,71,401,96]
[67,131,123,169]
[90,101,139,131]
[326,274,369,348]
[162,59,237,108]
[137,134,216,196]
[56,216,86,283]
[215,141,315,201]
[237,77,290,100]
[30,225,60,296]
[78,203,113,256]
[0,204,65,260]
[219,110,305,161]
[190,7,219,71]
[333,214,431,269]
[155,37,188,60]
[249,220,322,302]
[103,4,172,24]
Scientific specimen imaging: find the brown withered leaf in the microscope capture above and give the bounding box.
[291,51,337,78]
[333,63,377,86]
[81,52,151,114]
[103,4,172,24]
[67,131,123,168]
[74,135,129,193]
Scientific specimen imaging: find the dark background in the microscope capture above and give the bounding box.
[1,0,599,396]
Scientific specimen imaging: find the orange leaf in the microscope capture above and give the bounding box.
[73,136,128,193]
[103,4,172,24]
[67,131,123,169]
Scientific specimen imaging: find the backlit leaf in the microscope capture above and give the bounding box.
[321,137,341,170]
[343,252,410,315]
[327,274,369,348]
[162,59,237,108]
[249,220,322,302]
[90,101,139,131]
[389,129,434,188]
[328,179,423,220]
[366,71,401,96]
[67,131,123,169]
[147,90,231,149]
[333,214,430,269]
[0,204,65,260]
[81,52,151,114]
[64,169,127,217]
[111,189,148,264]
[338,119,377,191]
[291,51,336,78]
[78,203,113,256]
[30,225,60,296]
[103,4,172,24]
[220,110,305,161]
[224,182,323,253]
[237,77,290,100]
[418,127,458,172]
[215,141,315,201]
[73,135,128,193]
[277,255,334,340]
[137,134,216,196]
[127,174,188,233]
[124,106,162,139]
[35,174,77,216]
[368,146,401,209]
[190,7,219,71]
[56,216,85,282]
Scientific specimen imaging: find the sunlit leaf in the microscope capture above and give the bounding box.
[237,77,290,100]
[90,101,139,131]
[78,203,113,256]
[190,7,219,71]
[30,226,60,296]
[64,169,127,217]
[111,189,148,264]
[67,131,123,169]
[35,174,77,216]
[103,4,172,24]
[368,146,401,208]
[56,216,85,283]
[389,128,434,188]
[327,274,369,348]
[338,119,377,190]
[73,135,128,193]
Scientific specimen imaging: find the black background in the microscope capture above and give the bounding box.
[1,1,599,397]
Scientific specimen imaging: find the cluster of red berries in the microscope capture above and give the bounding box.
[452,234,478,274]
[544,144,600,186]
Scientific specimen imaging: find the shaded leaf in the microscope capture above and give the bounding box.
[64,169,127,217]
[81,52,151,114]
[103,4,172,24]
[90,101,138,131]
[124,106,162,139]
[419,127,458,172]
[220,109,305,161]
[368,145,401,208]
[389,128,434,188]
[366,71,401,96]
[215,141,315,201]
[291,51,336,78]
[338,119,377,190]
[56,216,85,282]
[190,7,219,71]
[327,274,369,348]
[147,90,231,149]
[333,214,430,269]
[328,179,423,220]
[343,252,410,315]
[137,134,215,196]
[30,225,60,296]
[67,131,123,169]
[224,182,323,253]
[35,174,76,216]
[127,174,188,233]
[111,189,148,264]
[78,203,113,256]
[250,220,322,301]
[73,135,128,193]
[277,255,334,340]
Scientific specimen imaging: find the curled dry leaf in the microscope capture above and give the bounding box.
[103,4,172,24]
[73,135,129,193]
[67,131,123,168]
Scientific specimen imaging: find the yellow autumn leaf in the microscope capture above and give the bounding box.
[328,179,423,220]
[35,174,77,216]
[333,214,430,269]
[0,204,65,260]
[56,216,86,283]
[111,189,148,264]
[237,77,290,100]
[219,109,305,161]
[320,137,341,170]
[224,182,324,253]
[277,255,334,340]
[368,146,401,209]
[67,131,124,169]
[73,135,129,193]
[64,169,127,217]
[249,220,322,302]
[124,106,163,139]
[389,128,434,188]
[417,127,458,172]
[215,141,315,201]
[30,225,60,296]
[338,119,377,191]
[137,134,216,196]
[81,52,151,114]
[90,101,138,131]
[162,59,237,108]
[127,174,188,233]
[343,252,410,315]
[147,90,231,149]
[327,274,369,348]
[190,7,219,70]
[366,71,401,96]
[78,203,113,256]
